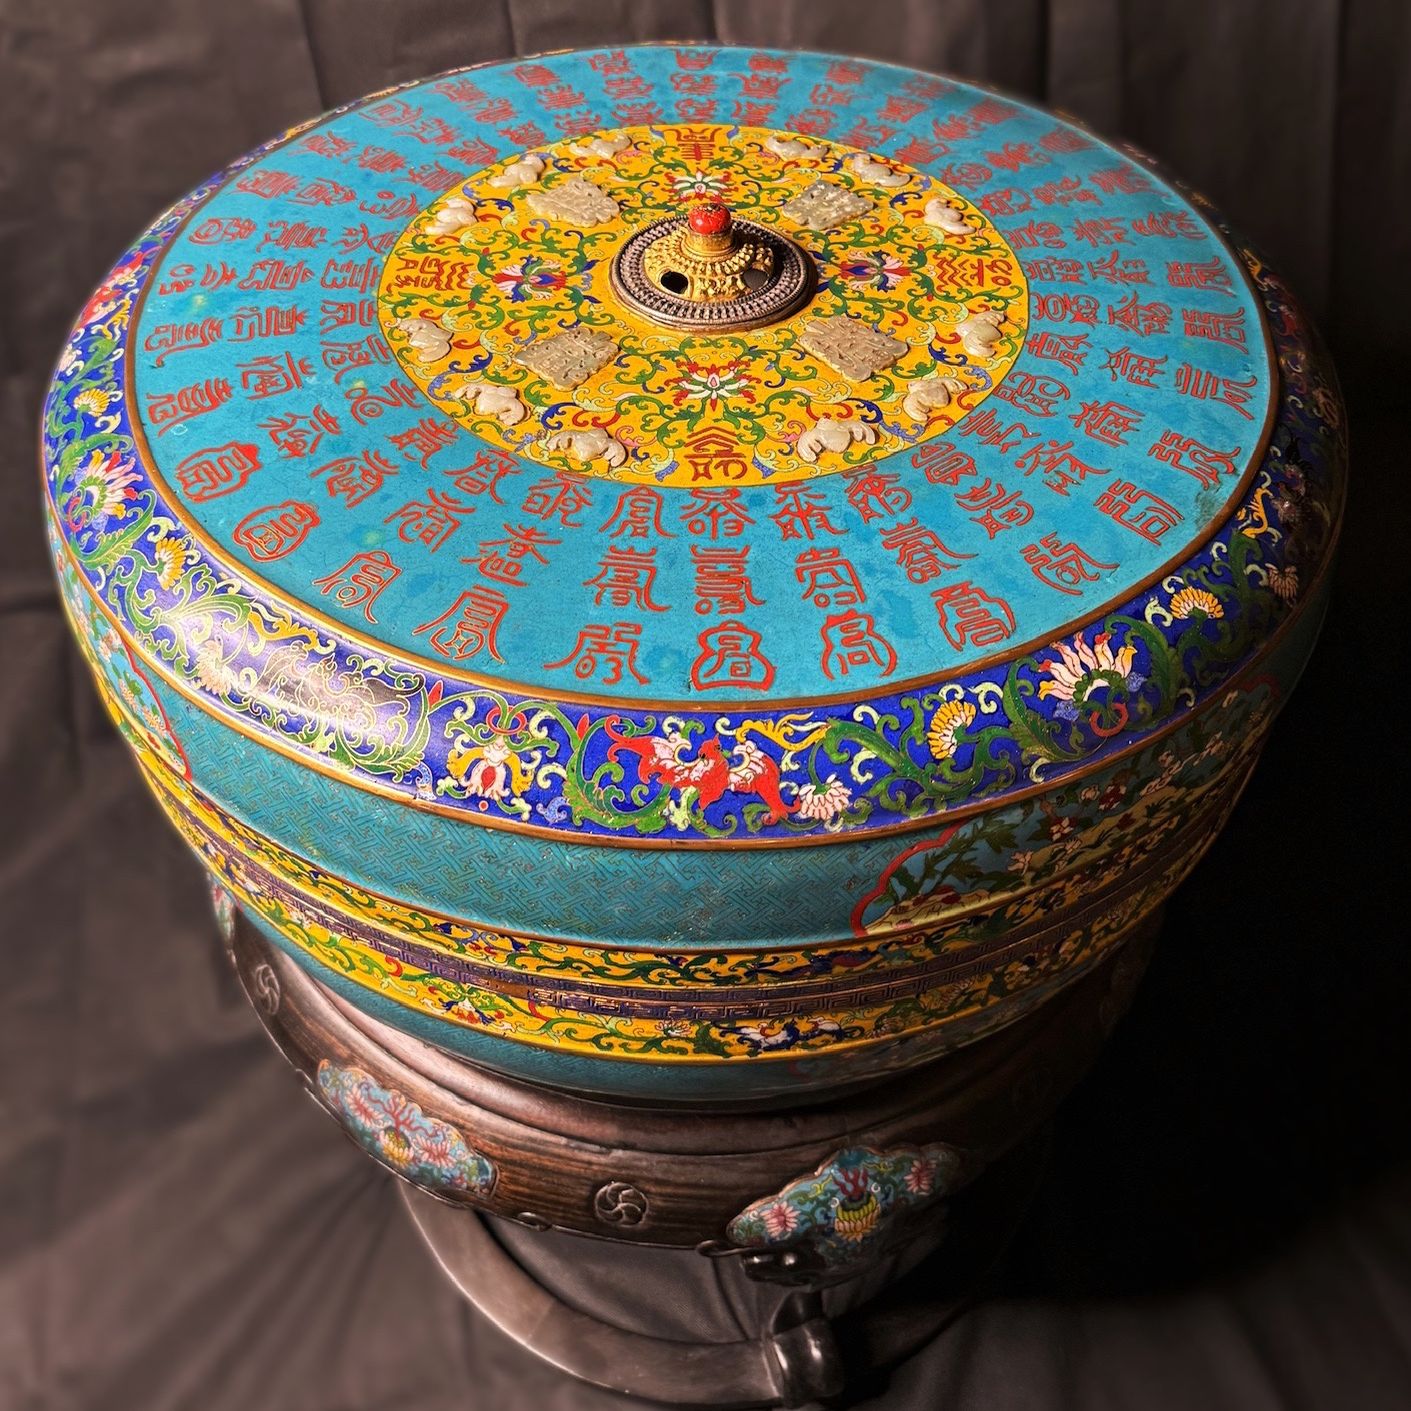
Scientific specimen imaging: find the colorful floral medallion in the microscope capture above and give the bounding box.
[317,1060,496,1195]
[728,1143,963,1271]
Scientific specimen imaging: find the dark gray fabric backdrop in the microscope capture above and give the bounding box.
[3,3,1410,1408]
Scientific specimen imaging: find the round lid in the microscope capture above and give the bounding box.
[45,45,1324,848]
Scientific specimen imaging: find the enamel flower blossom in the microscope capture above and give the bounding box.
[1037,632,1145,721]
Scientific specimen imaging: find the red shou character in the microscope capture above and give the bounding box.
[313,450,399,508]
[189,216,257,244]
[157,263,195,295]
[313,550,400,623]
[1167,257,1234,295]
[1102,345,1168,387]
[174,442,261,502]
[979,188,1031,218]
[414,586,509,663]
[1088,250,1150,285]
[1024,257,1085,283]
[933,113,980,142]
[796,547,865,609]
[843,468,912,523]
[770,485,845,542]
[788,107,836,137]
[1032,176,1097,207]
[1132,210,1202,239]
[238,352,311,400]
[234,170,299,199]
[956,479,1034,536]
[390,416,458,469]
[293,178,357,207]
[892,136,946,165]
[432,76,489,105]
[356,146,406,174]
[691,620,775,692]
[808,82,853,108]
[232,501,319,561]
[691,545,763,615]
[681,487,754,539]
[1072,217,1127,247]
[335,224,396,255]
[1071,398,1144,447]
[301,132,355,160]
[320,256,379,293]
[238,258,311,292]
[826,58,865,84]
[545,623,648,686]
[1090,165,1152,195]
[1014,439,1107,496]
[359,191,421,222]
[673,127,718,163]
[346,378,419,426]
[931,580,1016,651]
[995,371,1071,419]
[499,121,547,146]
[879,93,928,124]
[319,297,377,333]
[199,262,239,290]
[606,71,653,100]
[902,73,952,101]
[1039,126,1090,154]
[619,99,668,124]
[878,519,975,584]
[362,96,423,127]
[958,406,1037,454]
[838,119,897,149]
[446,136,497,165]
[446,449,522,503]
[1022,533,1119,596]
[322,333,392,382]
[260,404,341,458]
[1174,364,1259,420]
[603,485,673,539]
[820,610,897,681]
[1095,479,1184,544]
[1107,291,1171,336]
[911,440,978,487]
[513,63,557,86]
[585,546,666,612]
[936,160,992,190]
[522,472,593,528]
[681,429,751,484]
[259,220,327,251]
[1028,330,1090,374]
[586,49,633,74]
[671,71,716,97]
[970,96,1017,126]
[230,305,306,340]
[1007,220,1066,250]
[462,522,560,588]
[407,160,462,191]
[142,317,224,367]
[987,142,1042,172]
[392,252,476,293]
[145,378,232,435]
[1181,307,1247,350]
[385,489,471,551]
[1147,432,1241,490]
[408,115,459,146]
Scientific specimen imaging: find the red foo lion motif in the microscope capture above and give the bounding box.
[603,718,795,825]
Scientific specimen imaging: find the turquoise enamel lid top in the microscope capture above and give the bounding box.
[45,45,1329,847]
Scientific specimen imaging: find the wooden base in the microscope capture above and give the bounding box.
[225,911,1157,1404]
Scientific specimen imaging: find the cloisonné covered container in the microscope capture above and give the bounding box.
[42,45,1344,1104]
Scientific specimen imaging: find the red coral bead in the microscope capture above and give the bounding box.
[688,201,731,236]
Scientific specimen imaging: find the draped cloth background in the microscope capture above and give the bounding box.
[2,3,1409,1407]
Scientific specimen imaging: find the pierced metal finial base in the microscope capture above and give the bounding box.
[610,214,815,332]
